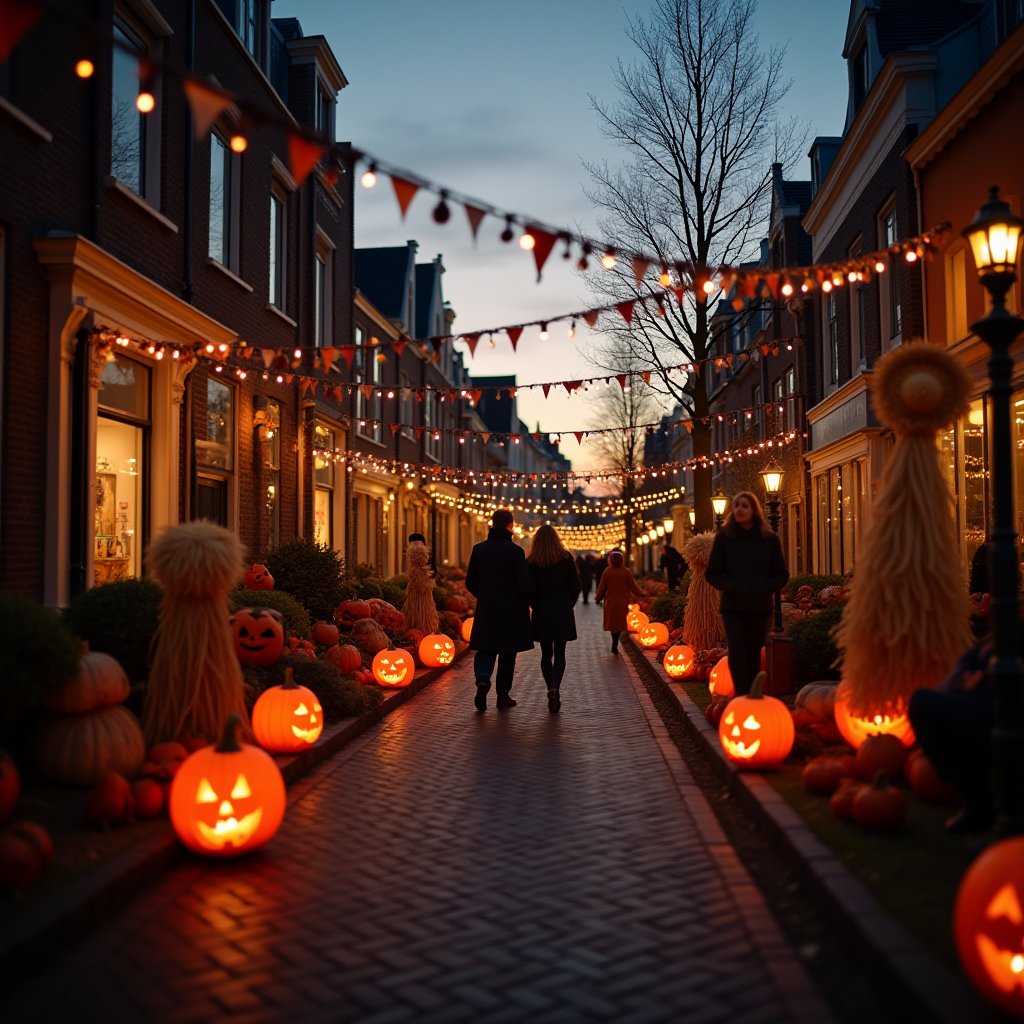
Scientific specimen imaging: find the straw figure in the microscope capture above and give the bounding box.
[142,520,250,745]
[681,532,725,652]
[834,341,973,716]
[402,540,439,635]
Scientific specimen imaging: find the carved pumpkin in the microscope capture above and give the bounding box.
[169,713,285,857]
[638,622,669,649]
[626,608,649,633]
[231,607,285,667]
[372,648,415,688]
[954,837,1024,1015]
[419,633,455,668]
[45,643,130,714]
[833,680,915,749]
[708,656,735,699]
[663,644,696,679]
[461,617,474,643]
[243,563,274,590]
[252,668,323,752]
[717,672,794,769]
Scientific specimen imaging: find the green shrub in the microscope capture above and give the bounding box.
[380,576,407,608]
[62,578,163,684]
[262,538,345,621]
[243,655,382,722]
[229,587,311,638]
[352,577,383,600]
[783,574,848,601]
[1,591,80,727]
[647,593,676,622]
[786,604,845,687]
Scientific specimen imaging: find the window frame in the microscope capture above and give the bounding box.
[879,200,903,349]
[314,228,334,347]
[208,131,241,273]
[825,290,839,389]
[268,185,287,310]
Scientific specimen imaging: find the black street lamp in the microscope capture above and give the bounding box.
[712,490,728,529]
[761,460,785,633]
[964,186,1024,838]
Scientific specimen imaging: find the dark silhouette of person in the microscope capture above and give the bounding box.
[530,527,581,713]
[465,509,534,711]
[575,553,594,604]
[408,532,426,544]
[659,541,686,590]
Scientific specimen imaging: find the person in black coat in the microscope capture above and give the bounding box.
[575,553,594,604]
[465,509,534,711]
[530,527,582,713]
[705,491,789,696]
[659,541,686,590]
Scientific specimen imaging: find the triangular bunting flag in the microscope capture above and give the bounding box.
[616,374,627,391]
[632,256,650,286]
[390,175,419,219]
[182,79,232,141]
[358,384,374,400]
[532,433,541,442]
[684,421,694,433]
[393,340,406,357]
[471,389,482,405]
[340,346,356,368]
[320,347,337,374]
[562,381,573,394]
[574,431,585,444]
[414,426,424,439]
[616,300,635,325]
[641,371,652,385]
[543,383,552,398]
[390,423,401,436]
[463,333,480,357]
[582,310,599,328]
[288,133,327,187]
[529,227,557,281]
[465,204,486,239]
[507,326,523,351]
[0,0,42,63]
[480,432,491,444]
[260,348,275,369]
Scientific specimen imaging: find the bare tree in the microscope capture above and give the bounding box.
[584,0,805,531]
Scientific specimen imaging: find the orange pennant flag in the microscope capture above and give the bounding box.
[393,340,406,356]
[506,326,523,351]
[465,204,486,240]
[260,348,275,369]
[529,227,557,282]
[390,176,419,219]
[642,371,652,385]
[574,431,585,444]
[616,300,636,325]
[480,432,491,444]
[616,374,627,391]
[289,133,327,186]
[340,346,356,367]
[471,389,482,405]
[632,256,650,286]
[582,310,599,328]
[0,0,42,63]
[320,348,337,374]
[463,333,480,357]
[543,383,552,398]
[183,79,232,141]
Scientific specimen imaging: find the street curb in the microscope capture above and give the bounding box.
[625,637,983,1024]
[0,651,464,985]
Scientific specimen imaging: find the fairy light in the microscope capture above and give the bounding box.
[539,323,549,340]
[519,231,536,251]
[75,58,94,79]
[229,133,247,154]
[136,89,155,114]
[905,250,918,263]
[360,164,378,188]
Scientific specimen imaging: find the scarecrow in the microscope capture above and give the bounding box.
[402,539,439,635]
[681,532,725,653]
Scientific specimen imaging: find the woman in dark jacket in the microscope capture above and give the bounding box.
[527,525,581,713]
[705,491,789,696]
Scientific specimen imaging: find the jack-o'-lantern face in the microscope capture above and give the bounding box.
[290,699,322,742]
[243,563,274,590]
[955,837,1024,1015]
[663,644,695,679]
[833,680,915,749]
[373,649,414,688]
[194,773,263,848]
[639,622,669,649]
[419,633,455,667]
[626,609,649,633]
[716,676,794,769]
[231,607,285,667]
[708,656,735,698]
[721,709,762,760]
[251,669,324,752]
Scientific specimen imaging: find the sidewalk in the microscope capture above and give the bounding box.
[2,604,831,1023]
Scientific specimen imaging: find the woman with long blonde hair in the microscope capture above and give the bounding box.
[527,525,581,713]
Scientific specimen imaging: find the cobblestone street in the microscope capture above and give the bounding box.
[3,605,831,1023]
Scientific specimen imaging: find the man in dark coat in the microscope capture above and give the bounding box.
[575,553,595,603]
[465,509,534,711]
[659,541,686,590]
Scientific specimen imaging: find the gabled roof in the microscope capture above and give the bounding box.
[354,247,410,322]
[778,179,812,209]
[875,0,980,57]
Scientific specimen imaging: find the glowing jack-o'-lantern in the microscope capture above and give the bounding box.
[169,714,285,857]
[626,609,649,633]
[419,633,455,667]
[252,667,323,752]
[231,607,285,667]
[954,837,1024,1016]
[717,673,794,769]
[638,622,669,649]
[833,680,915,749]
[708,656,735,699]
[461,617,474,643]
[243,563,274,590]
[372,648,415,688]
[663,644,696,679]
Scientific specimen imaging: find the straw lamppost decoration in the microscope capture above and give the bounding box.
[712,491,728,528]
[962,186,1024,837]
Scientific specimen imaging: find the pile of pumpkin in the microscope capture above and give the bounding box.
[0,751,54,891]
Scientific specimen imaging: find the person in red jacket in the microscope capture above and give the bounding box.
[704,491,788,696]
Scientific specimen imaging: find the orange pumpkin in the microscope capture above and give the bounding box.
[231,607,285,667]
[663,644,695,679]
[954,837,1024,1016]
[324,643,362,675]
[336,599,372,624]
[310,621,340,647]
[372,648,415,688]
[833,680,915,749]
[708,656,735,699]
[626,608,649,633]
[717,672,794,769]
[418,633,455,667]
[0,750,20,821]
[169,714,285,857]
[461,617,474,643]
[33,705,145,786]
[252,668,323,752]
[243,563,274,590]
[638,622,669,649]
[45,643,130,714]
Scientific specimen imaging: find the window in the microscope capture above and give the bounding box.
[259,400,281,550]
[315,80,333,140]
[997,0,1024,42]
[195,376,234,527]
[425,393,440,460]
[851,44,869,112]
[208,134,240,272]
[239,0,266,62]
[946,246,968,344]
[826,291,839,387]
[269,187,286,309]
[313,423,336,548]
[356,345,382,443]
[314,230,334,345]
[752,384,762,439]
[111,23,147,196]
[880,203,902,345]
[400,372,414,439]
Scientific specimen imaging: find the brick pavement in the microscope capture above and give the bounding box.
[2,605,833,1023]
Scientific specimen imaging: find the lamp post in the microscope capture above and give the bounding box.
[761,460,785,633]
[964,186,1024,838]
[663,516,675,538]
[712,490,728,529]
[688,508,696,531]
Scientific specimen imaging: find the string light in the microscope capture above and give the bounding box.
[519,230,536,251]
[360,164,378,188]
[75,58,94,78]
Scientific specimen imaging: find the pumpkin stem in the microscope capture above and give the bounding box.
[749,671,767,699]
[281,667,297,689]
[216,713,244,753]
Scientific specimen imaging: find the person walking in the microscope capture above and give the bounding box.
[595,549,643,655]
[704,491,789,696]
[659,540,686,591]
[575,552,594,604]
[529,527,582,713]
[465,509,534,711]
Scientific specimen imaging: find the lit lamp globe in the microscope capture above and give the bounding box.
[963,186,1023,282]
[712,491,728,522]
[761,462,783,497]
[662,517,675,535]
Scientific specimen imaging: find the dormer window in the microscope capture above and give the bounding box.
[851,44,869,111]
[316,80,333,140]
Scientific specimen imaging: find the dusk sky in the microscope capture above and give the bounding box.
[277,0,850,471]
